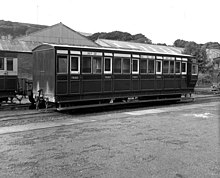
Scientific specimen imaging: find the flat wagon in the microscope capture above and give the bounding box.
[32,44,198,110]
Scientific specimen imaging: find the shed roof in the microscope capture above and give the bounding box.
[15,22,99,47]
[96,39,185,56]
[33,43,192,58]
[0,39,41,53]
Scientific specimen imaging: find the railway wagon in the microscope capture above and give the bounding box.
[32,44,198,110]
[0,56,18,103]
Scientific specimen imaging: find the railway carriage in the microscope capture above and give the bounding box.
[32,43,198,110]
[0,56,18,103]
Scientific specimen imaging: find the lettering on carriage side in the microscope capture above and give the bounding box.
[70,51,81,55]
[57,50,68,54]
[114,53,131,58]
[104,53,113,56]
[82,51,102,56]
[132,54,140,58]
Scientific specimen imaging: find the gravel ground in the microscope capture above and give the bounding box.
[0,101,219,178]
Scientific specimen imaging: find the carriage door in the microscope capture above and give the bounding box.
[69,51,81,95]
[56,50,69,95]
[103,54,113,93]
[181,58,187,89]
[155,56,163,90]
[0,57,5,91]
[132,55,139,91]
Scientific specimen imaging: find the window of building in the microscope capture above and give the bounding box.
[114,57,122,73]
[132,59,139,74]
[140,59,147,74]
[192,64,198,75]
[170,61,175,74]
[82,56,92,73]
[181,62,187,75]
[175,61,181,74]
[57,55,68,74]
[7,58,13,71]
[104,57,112,74]
[0,57,4,70]
[148,59,155,74]
[92,56,102,74]
[156,60,162,74]
[163,60,169,74]
[70,56,80,74]
[122,58,130,74]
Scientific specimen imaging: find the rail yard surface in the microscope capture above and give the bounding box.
[0,98,219,177]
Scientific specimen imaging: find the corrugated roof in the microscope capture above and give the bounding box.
[15,22,99,47]
[0,39,41,53]
[96,39,184,55]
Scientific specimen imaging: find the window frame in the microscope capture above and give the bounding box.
[140,59,148,74]
[169,60,175,74]
[132,58,139,74]
[163,60,170,74]
[92,56,102,74]
[6,58,14,71]
[57,55,68,74]
[82,56,92,74]
[0,57,4,70]
[104,57,112,74]
[175,60,181,75]
[148,59,155,74]
[70,55,80,74]
[192,64,198,75]
[181,61,187,75]
[156,60,162,75]
[122,58,131,74]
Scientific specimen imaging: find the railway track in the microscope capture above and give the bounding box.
[0,94,219,111]
[0,94,218,132]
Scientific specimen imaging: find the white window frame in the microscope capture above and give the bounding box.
[181,61,187,75]
[156,60,162,75]
[132,58,139,74]
[70,55,80,74]
[104,57,112,74]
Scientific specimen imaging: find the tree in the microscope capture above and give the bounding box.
[183,42,210,73]
[88,31,152,44]
[173,39,189,48]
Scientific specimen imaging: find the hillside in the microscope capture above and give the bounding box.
[0,20,47,39]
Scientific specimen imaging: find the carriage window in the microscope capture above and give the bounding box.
[93,56,102,74]
[156,60,162,74]
[192,64,198,75]
[182,62,187,75]
[170,61,175,74]
[82,56,92,73]
[148,59,155,73]
[140,59,147,74]
[123,58,130,74]
[57,56,68,73]
[7,58,13,71]
[163,60,169,74]
[104,57,112,74]
[70,56,80,74]
[175,61,181,74]
[132,59,139,74]
[0,57,4,70]
[114,57,122,73]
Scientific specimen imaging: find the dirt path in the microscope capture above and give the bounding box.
[0,101,219,178]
